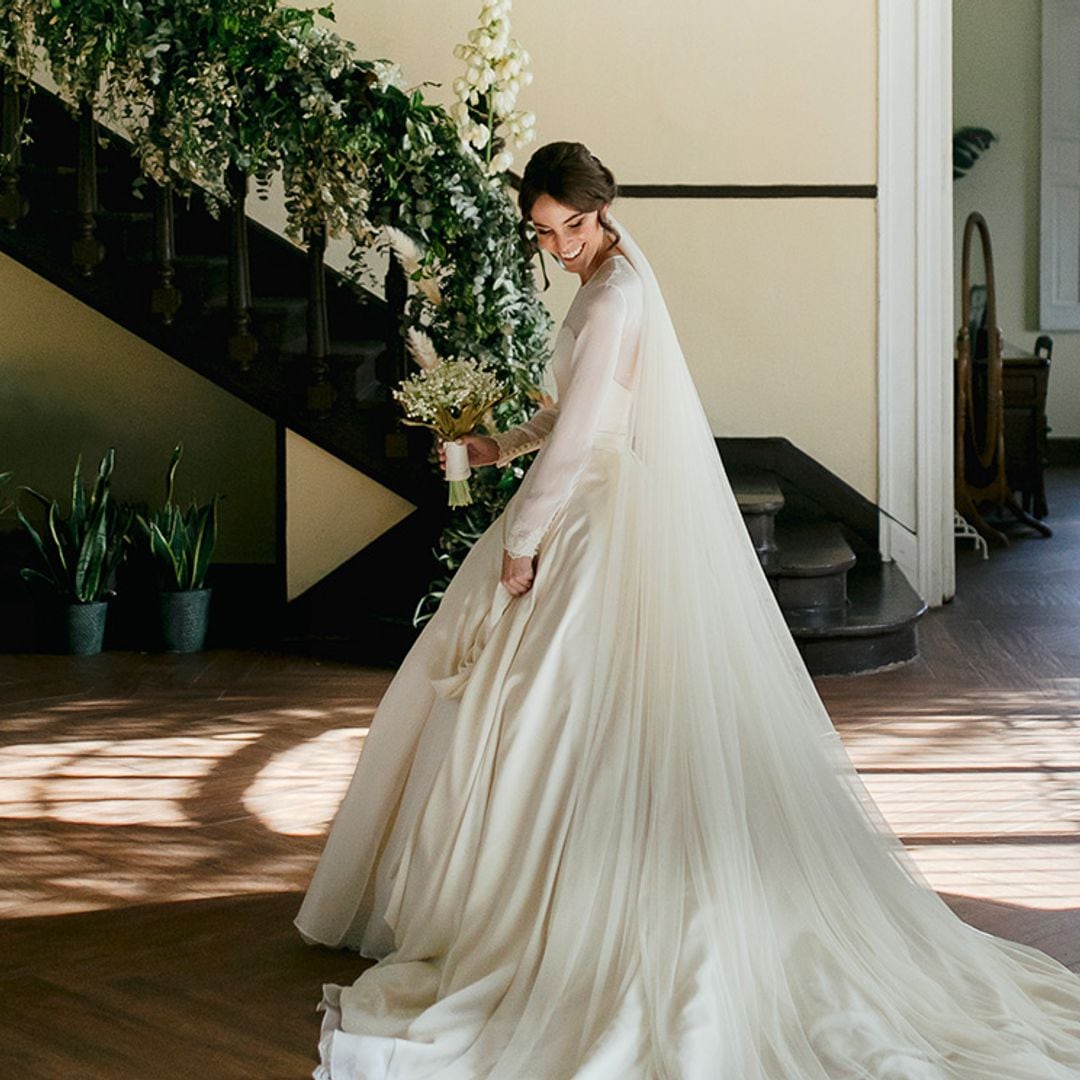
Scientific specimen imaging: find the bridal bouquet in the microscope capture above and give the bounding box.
[394,352,506,507]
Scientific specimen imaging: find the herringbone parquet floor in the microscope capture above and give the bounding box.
[1,469,1078,1078]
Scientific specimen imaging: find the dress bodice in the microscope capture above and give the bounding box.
[548,256,639,441]
[492,254,642,557]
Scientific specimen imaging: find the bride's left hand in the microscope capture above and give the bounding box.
[501,550,535,597]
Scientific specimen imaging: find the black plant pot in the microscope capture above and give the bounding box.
[57,600,109,656]
[159,588,212,653]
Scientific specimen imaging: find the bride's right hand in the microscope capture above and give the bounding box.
[437,434,499,469]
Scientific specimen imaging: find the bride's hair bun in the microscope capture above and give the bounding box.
[517,142,620,252]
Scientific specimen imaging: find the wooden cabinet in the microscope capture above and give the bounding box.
[1002,346,1052,518]
[973,341,1051,520]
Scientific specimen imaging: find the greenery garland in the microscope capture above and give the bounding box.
[14,0,553,622]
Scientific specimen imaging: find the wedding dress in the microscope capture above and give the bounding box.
[297,222,1080,1079]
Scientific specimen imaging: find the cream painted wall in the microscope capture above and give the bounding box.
[329,0,876,185]
[314,0,881,496]
[285,430,414,600]
[0,255,276,562]
[954,0,1080,438]
[613,198,878,495]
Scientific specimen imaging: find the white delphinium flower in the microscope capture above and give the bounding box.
[453,0,536,175]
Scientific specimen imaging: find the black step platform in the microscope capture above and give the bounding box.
[730,467,925,676]
[790,560,927,676]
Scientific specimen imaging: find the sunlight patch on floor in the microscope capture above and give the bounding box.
[243,727,368,836]
[0,734,260,826]
[834,686,1080,911]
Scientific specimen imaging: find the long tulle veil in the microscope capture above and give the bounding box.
[487,219,1080,1076]
[298,218,1080,1078]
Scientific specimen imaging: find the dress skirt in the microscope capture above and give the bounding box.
[298,437,1080,1079]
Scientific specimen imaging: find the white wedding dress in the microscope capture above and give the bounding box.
[297,227,1080,1079]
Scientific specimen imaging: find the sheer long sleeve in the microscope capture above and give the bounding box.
[490,406,559,467]
[502,283,629,559]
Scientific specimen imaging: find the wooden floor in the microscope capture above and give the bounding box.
[1,469,1079,1078]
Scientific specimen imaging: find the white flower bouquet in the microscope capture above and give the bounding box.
[393,356,506,506]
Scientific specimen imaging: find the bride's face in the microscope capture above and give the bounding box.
[528,193,609,278]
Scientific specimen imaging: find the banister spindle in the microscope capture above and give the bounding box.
[382,254,409,457]
[72,99,105,274]
[0,70,28,229]
[383,254,407,387]
[305,222,333,416]
[151,179,181,324]
[226,165,257,368]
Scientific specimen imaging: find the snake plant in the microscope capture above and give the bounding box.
[18,449,132,603]
[137,445,220,592]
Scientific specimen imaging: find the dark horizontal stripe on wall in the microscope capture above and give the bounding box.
[617,183,877,200]
[506,174,876,200]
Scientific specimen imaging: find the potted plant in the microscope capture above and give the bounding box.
[17,449,131,655]
[137,445,220,653]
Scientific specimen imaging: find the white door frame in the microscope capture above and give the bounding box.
[877,0,956,605]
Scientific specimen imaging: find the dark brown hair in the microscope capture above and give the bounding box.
[517,142,619,256]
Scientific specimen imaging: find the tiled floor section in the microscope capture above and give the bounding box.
[1,469,1078,1076]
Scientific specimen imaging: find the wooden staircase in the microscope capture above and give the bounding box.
[2,88,924,673]
[0,83,450,653]
[728,455,926,676]
[0,88,437,502]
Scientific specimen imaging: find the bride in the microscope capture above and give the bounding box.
[297,142,1080,1078]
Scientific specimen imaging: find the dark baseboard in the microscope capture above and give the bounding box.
[716,437,880,554]
[1048,438,1080,466]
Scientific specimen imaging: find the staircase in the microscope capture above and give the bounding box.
[1,88,437,497]
[2,86,924,673]
[0,83,451,655]
[725,441,926,676]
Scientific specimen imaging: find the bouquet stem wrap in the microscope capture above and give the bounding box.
[443,440,473,507]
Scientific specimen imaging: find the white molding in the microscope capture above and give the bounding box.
[876,0,955,606]
[1040,0,1080,330]
[877,0,918,573]
[917,0,955,605]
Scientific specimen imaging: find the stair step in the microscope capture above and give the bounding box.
[732,469,785,515]
[791,561,927,676]
[766,522,856,621]
[731,469,784,558]
[767,522,856,578]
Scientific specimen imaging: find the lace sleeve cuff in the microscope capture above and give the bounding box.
[490,406,559,468]
[491,427,545,468]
